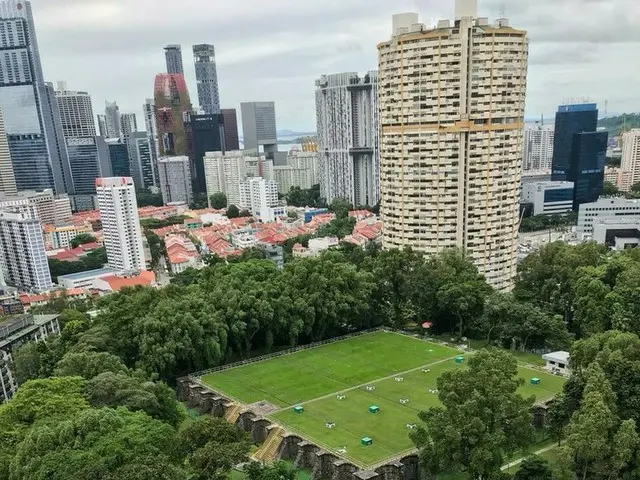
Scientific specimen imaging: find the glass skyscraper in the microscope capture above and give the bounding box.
[551,104,608,209]
[0,1,70,194]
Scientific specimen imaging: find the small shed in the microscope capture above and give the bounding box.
[294,405,304,413]
[361,437,373,446]
[530,377,541,385]
[455,355,464,364]
[542,351,570,377]
[369,405,379,414]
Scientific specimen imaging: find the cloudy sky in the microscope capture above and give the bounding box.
[34,0,639,134]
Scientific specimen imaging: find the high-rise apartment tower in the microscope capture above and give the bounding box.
[0,205,52,292]
[378,4,528,290]
[316,71,379,206]
[95,177,145,272]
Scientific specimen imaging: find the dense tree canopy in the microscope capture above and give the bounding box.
[285,184,326,208]
[10,240,640,478]
[210,192,228,209]
[70,233,97,248]
[412,349,534,479]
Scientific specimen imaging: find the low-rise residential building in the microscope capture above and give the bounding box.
[577,198,640,240]
[521,181,575,216]
[1,314,61,402]
[165,235,200,274]
[239,177,284,223]
[93,271,156,293]
[293,237,339,258]
[44,224,94,250]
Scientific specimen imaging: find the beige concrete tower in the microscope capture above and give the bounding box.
[0,108,17,195]
[378,3,528,290]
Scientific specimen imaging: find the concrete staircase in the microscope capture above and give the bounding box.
[253,426,285,463]
[224,404,242,424]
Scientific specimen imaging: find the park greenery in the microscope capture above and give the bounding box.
[210,192,228,209]
[519,211,578,233]
[69,233,97,249]
[7,241,640,478]
[135,189,164,207]
[47,247,108,282]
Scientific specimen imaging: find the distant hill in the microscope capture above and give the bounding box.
[277,129,316,138]
[598,114,640,136]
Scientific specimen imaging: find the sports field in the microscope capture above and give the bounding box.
[201,331,565,467]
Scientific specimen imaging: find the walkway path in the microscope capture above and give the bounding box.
[501,442,563,471]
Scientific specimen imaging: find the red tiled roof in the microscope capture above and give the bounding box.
[100,271,156,292]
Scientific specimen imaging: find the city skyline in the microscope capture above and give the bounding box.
[30,0,639,133]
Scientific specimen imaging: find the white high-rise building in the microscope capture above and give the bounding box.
[0,206,52,292]
[621,129,640,188]
[0,108,16,195]
[54,87,96,137]
[523,125,554,172]
[239,177,283,222]
[316,71,378,206]
[204,151,272,207]
[95,177,145,273]
[158,156,193,205]
[378,6,528,290]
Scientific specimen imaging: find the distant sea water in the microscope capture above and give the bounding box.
[239,135,303,153]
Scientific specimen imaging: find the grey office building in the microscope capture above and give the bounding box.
[0,1,71,194]
[193,44,220,114]
[158,156,193,205]
[164,44,184,75]
[241,102,283,165]
[104,101,121,138]
[126,132,156,191]
[121,113,137,137]
[55,87,110,210]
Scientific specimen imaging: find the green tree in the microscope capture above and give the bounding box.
[178,417,251,480]
[285,184,326,208]
[602,181,620,197]
[226,204,240,219]
[245,461,297,480]
[210,192,228,209]
[566,389,615,480]
[70,233,97,248]
[53,351,129,379]
[136,190,164,207]
[514,456,554,480]
[85,371,185,427]
[328,198,352,219]
[9,407,185,480]
[412,349,534,479]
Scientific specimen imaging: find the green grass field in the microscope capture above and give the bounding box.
[201,331,565,467]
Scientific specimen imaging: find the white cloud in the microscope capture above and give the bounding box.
[32,0,640,132]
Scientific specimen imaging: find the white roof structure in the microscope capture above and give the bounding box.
[542,351,570,364]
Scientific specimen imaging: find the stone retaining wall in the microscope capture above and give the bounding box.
[176,378,425,480]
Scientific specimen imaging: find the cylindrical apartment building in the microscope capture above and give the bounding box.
[378,2,528,290]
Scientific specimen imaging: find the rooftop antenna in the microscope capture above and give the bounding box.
[499,3,506,18]
[604,100,608,118]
